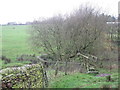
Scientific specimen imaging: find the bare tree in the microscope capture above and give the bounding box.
[29,5,109,75]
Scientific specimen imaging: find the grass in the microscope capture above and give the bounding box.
[2,25,31,59]
[0,25,38,68]
[48,71,118,88]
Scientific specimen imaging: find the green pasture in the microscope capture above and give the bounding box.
[0,25,38,68]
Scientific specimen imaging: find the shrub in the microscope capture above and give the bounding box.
[0,55,11,64]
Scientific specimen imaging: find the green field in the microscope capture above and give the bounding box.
[1,25,37,68]
[48,72,118,88]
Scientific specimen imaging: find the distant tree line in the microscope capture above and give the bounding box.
[2,22,32,26]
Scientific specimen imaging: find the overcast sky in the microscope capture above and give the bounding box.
[0,0,119,24]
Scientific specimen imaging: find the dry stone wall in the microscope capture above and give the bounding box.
[0,64,46,88]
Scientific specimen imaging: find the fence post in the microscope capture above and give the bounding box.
[65,61,68,75]
[42,63,48,88]
[55,61,59,76]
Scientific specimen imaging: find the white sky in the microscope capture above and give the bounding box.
[0,0,119,24]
